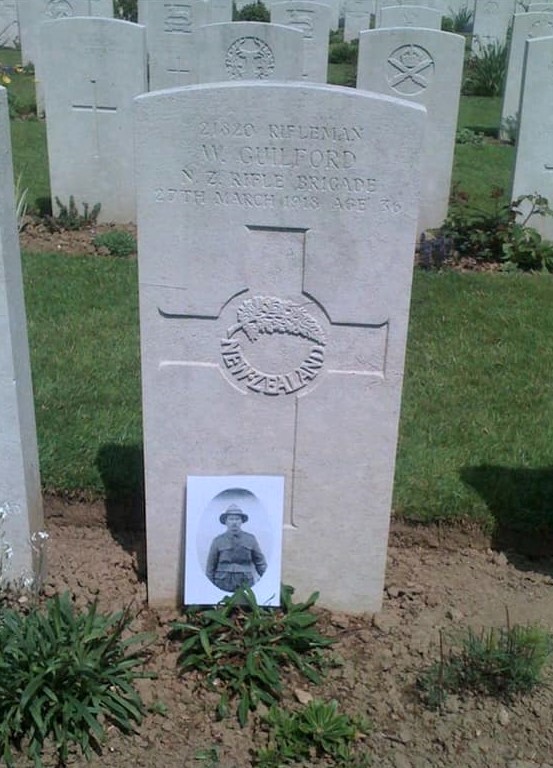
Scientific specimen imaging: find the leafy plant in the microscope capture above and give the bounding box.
[440,188,553,270]
[455,127,485,145]
[449,4,473,33]
[418,614,553,710]
[233,1,270,22]
[256,700,369,768]
[463,42,507,97]
[328,40,358,65]
[93,230,137,257]
[0,593,153,767]
[417,232,454,270]
[170,585,334,726]
[47,195,101,232]
[114,0,137,21]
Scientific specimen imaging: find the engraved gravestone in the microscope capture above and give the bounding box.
[358,27,463,232]
[0,87,44,586]
[511,35,553,241]
[500,11,553,140]
[196,22,304,82]
[471,0,515,53]
[18,0,113,65]
[41,18,147,223]
[0,0,18,47]
[270,1,331,81]
[135,81,425,611]
[379,4,443,29]
[344,0,374,42]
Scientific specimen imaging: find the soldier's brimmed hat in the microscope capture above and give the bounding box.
[219,503,248,525]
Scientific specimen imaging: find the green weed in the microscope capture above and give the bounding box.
[48,196,101,232]
[93,230,137,258]
[0,593,153,767]
[418,615,553,709]
[171,585,333,726]
[463,42,507,97]
[256,700,370,768]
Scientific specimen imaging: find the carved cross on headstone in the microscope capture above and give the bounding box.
[72,79,117,159]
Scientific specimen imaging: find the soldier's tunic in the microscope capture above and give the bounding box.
[206,530,267,592]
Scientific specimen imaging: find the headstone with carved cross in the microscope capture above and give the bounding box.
[501,11,553,141]
[0,87,44,588]
[0,0,18,47]
[358,27,464,233]
[134,81,425,612]
[40,17,146,223]
[471,0,515,54]
[270,1,332,81]
[378,4,443,29]
[195,21,304,83]
[511,34,553,240]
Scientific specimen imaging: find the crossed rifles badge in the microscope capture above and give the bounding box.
[386,44,435,96]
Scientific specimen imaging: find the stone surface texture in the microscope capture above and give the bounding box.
[471,0,515,53]
[378,4,443,29]
[270,0,331,81]
[195,21,304,82]
[357,27,463,232]
[41,17,147,224]
[344,0,374,42]
[511,35,553,240]
[135,81,425,612]
[0,0,18,47]
[500,11,553,140]
[0,87,43,585]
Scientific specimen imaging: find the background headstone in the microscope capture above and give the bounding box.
[195,21,304,82]
[358,27,464,232]
[344,0,374,41]
[500,11,553,141]
[0,0,19,47]
[378,4,443,28]
[471,0,515,53]
[135,81,425,612]
[271,0,331,81]
[0,86,44,587]
[41,18,147,223]
[511,35,553,241]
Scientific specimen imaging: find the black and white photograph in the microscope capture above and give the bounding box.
[184,476,284,606]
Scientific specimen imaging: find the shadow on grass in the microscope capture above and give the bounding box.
[95,443,146,581]
[461,465,553,570]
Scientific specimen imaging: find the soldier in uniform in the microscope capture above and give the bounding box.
[205,503,267,592]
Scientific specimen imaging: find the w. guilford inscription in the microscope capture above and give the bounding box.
[154,120,391,215]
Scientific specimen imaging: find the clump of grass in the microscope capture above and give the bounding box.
[93,230,137,257]
[170,585,334,725]
[0,593,153,767]
[256,699,369,768]
[418,612,553,709]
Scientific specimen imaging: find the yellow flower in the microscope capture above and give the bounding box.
[1,74,11,85]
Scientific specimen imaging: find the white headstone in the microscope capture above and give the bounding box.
[0,0,18,47]
[270,0,331,80]
[471,0,515,53]
[501,11,553,140]
[0,87,44,587]
[358,28,463,231]
[196,0,233,26]
[196,21,304,82]
[18,0,114,66]
[378,0,445,8]
[511,35,553,240]
[344,0,374,41]
[135,81,425,612]
[268,0,339,28]
[528,2,553,10]
[379,4,443,28]
[41,18,147,223]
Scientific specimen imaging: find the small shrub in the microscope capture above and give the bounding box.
[449,4,473,33]
[417,232,455,270]
[93,230,137,257]
[455,127,485,145]
[328,40,358,65]
[463,42,507,97]
[170,585,334,725]
[418,617,553,710]
[0,593,153,767]
[46,195,101,232]
[233,1,270,22]
[256,700,369,768]
[441,16,454,33]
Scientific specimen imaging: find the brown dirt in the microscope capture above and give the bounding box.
[19,219,137,257]
[18,496,553,768]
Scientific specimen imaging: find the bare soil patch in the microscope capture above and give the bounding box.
[22,496,553,768]
[19,220,137,257]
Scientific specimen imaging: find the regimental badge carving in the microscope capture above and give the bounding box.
[220,296,327,396]
[225,37,275,80]
[45,0,73,18]
[386,44,435,96]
